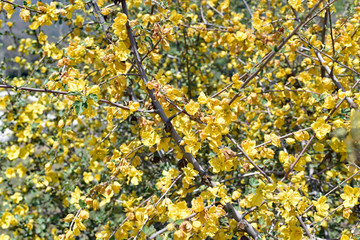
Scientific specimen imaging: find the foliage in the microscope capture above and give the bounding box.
[0,0,360,239]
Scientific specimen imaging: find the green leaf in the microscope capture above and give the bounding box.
[73,100,84,115]
[249,178,259,187]
[68,91,82,96]
[88,93,98,102]
[83,101,88,109]
[79,200,86,208]
[81,95,87,103]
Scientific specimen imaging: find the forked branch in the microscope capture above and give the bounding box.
[120,0,261,239]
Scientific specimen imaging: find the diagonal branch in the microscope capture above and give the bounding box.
[315,51,358,109]
[227,135,273,183]
[119,0,261,239]
[229,0,325,105]
[281,77,360,181]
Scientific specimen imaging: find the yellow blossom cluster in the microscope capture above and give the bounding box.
[1,0,360,240]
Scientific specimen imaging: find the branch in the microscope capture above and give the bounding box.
[119,1,261,239]
[146,227,168,240]
[0,84,146,112]
[0,0,42,14]
[298,37,360,78]
[120,0,207,176]
[229,0,325,105]
[90,0,109,33]
[200,1,207,25]
[301,169,360,217]
[146,203,216,240]
[227,135,273,183]
[134,173,184,240]
[241,0,253,18]
[302,0,339,27]
[315,50,358,109]
[281,76,360,181]
[281,135,316,181]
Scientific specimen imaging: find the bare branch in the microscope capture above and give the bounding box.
[229,0,325,105]
[120,0,262,238]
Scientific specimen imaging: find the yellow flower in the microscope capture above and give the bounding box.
[167,223,175,231]
[112,181,121,193]
[232,190,241,200]
[10,192,23,204]
[311,118,331,140]
[312,196,329,216]
[285,138,296,145]
[343,208,352,219]
[294,130,310,142]
[4,3,16,19]
[112,13,128,39]
[169,10,182,25]
[6,145,20,160]
[288,0,301,11]
[260,147,274,159]
[115,12,127,25]
[198,92,208,105]
[168,201,191,221]
[278,188,301,212]
[13,204,29,217]
[64,214,74,222]
[313,142,324,152]
[5,167,16,179]
[340,185,360,208]
[38,31,48,44]
[185,100,200,116]
[241,140,258,159]
[74,218,86,234]
[232,73,243,88]
[67,78,87,92]
[338,91,346,99]
[323,95,336,109]
[42,42,62,60]
[279,217,303,240]
[308,0,317,8]
[83,172,94,184]
[101,7,112,15]
[141,128,160,147]
[329,137,346,153]
[235,30,247,41]
[129,101,139,112]
[0,212,18,229]
[279,151,295,171]
[70,186,82,205]
[191,196,204,213]
[0,234,10,240]
[20,9,30,22]
[79,210,89,220]
[264,133,281,147]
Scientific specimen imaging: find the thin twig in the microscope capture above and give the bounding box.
[229,0,325,105]
[120,1,261,238]
[301,169,360,216]
[0,84,134,111]
[0,0,42,14]
[227,135,273,183]
[134,173,184,240]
